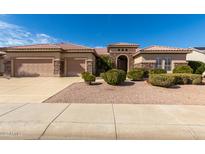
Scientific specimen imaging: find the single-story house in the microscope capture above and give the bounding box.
[186,47,205,63]
[96,43,191,73]
[0,42,191,77]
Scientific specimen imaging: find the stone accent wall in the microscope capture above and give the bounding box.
[60,60,65,76]
[4,59,11,76]
[110,52,134,71]
[54,59,66,76]
[54,59,60,76]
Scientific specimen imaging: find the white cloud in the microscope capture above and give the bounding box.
[0,20,59,47]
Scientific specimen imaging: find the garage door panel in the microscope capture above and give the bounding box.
[14,59,54,77]
[67,58,85,76]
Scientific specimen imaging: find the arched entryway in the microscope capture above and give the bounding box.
[117,55,128,72]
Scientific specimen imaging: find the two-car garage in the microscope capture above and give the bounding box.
[12,57,90,77]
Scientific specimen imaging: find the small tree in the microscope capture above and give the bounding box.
[96,55,113,75]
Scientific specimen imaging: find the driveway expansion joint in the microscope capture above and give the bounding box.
[112,104,117,140]
[0,103,29,118]
[38,103,71,139]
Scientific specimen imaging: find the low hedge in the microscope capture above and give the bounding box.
[149,73,202,88]
[149,68,167,74]
[127,68,144,81]
[173,65,193,74]
[101,69,126,85]
[170,73,202,85]
[81,72,96,85]
[149,74,176,88]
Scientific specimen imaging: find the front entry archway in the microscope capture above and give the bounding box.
[117,55,128,72]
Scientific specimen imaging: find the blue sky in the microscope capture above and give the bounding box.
[0,14,205,48]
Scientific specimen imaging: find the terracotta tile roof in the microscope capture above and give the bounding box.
[94,48,108,55]
[7,44,61,49]
[57,43,91,50]
[2,43,92,50]
[142,45,190,51]
[133,45,191,57]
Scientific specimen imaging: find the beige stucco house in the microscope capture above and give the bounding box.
[0,42,191,77]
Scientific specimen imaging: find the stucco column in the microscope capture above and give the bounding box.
[86,59,93,74]
[54,59,61,76]
[162,59,165,69]
[4,58,11,77]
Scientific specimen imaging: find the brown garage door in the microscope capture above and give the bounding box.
[66,58,86,76]
[14,59,54,77]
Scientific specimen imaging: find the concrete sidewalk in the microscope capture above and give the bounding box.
[0,103,205,139]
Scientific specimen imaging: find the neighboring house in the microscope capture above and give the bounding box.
[186,47,205,63]
[0,42,191,77]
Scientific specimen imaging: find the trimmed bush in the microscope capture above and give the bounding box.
[101,69,126,85]
[188,61,204,73]
[127,68,144,81]
[149,68,167,74]
[195,64,205,74]
[149,73,202,87]
[81,72,96,85]
[173,65,193,74]
[168,73,202,85]
[192,78,202,85]
[149,74,176,88]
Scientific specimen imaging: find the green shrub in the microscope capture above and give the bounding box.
[81,72,96,85]
[127,68,144,81]
[149,74,176,88]
[173,65,193,74]
[169,73,202,85]
[188,61,204,73]
[149,73,202,87]
[195,64,205,74]
[149,68,167,74]
[101,69,126,85]
[192,78,202,85]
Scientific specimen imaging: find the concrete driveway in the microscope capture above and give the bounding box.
[0,103,205,139]
[0,77,82,103]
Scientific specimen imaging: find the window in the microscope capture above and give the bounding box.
[155,58,162,69]
[164,57,172,71]
[118,49,120,51]
[122,48,124,51]
[125,49,128,51]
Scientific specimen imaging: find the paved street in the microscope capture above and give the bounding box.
[0,77,82,103]
[0,103,205,139]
